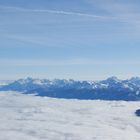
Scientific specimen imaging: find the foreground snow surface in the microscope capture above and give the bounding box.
[0,92,140,140]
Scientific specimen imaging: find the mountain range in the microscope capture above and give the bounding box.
[1,77,140,101]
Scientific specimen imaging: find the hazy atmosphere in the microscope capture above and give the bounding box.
[0,0,140,80]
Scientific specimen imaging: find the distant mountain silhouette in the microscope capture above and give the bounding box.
[1,77,140,101]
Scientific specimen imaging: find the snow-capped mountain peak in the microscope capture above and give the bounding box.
[1,77,140,100]
[105,76,121,83]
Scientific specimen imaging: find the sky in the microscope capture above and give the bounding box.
[0,0,140,80]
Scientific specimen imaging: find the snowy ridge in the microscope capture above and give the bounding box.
[1,77,140,100]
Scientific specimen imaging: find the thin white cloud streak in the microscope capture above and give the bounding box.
[4,34,51,47]
[1,4,140,25]
[1,4,140,27]
[0,5,117,20]
[3,34,79,48]
[0,59,140,66]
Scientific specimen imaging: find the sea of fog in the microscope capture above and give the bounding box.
[0,91,140,140]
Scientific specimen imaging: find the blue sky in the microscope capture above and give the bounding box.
[0,0,140,80]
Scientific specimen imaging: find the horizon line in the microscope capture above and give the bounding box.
[1,76,140,82]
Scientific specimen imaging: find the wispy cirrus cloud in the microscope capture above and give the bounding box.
[1,4,140,26]
[0,5,117,20]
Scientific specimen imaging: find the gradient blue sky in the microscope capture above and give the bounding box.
[0,0,140,80]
